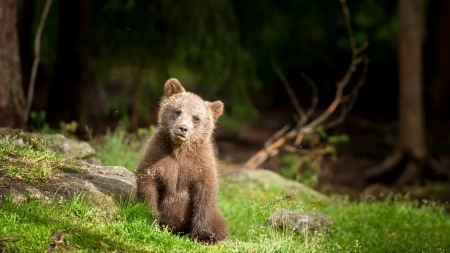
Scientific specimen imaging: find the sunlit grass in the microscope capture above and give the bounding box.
[0,194,201,252]
[1,127,450,252]
[90,125,150,172]
[2,179,449,252]
[0,133,75,182]
[1,174,450,252]
[322,196,450,252]
[219,177,450,253]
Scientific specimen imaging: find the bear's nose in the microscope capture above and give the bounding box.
[178,124,188,133]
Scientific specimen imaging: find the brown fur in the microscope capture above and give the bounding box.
[135,78,228,244]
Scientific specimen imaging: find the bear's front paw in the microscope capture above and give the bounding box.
[191,229,217,244]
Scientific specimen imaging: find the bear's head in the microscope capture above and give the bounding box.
[158,78,223,146]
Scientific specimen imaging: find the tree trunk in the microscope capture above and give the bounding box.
[0,0,26,128]
[398,0,425,158]
[364,0,430,186]
[46,0,91,129]
[18,0,36,95]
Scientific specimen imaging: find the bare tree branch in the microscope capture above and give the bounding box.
[339,0,357,56]
[244,0,369,169]
[24,0,53,124]
[265,124,290,148]
[301,72,319,120]
[325,55,369,129]
[271,57,307,122]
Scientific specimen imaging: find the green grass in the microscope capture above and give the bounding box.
[0,134,75,182]
[2,181,449,252]
[0,195,202,252]
[90,125,149,172]
[1,129,450,252]
[219,179,450,252]
[323,196,450,252]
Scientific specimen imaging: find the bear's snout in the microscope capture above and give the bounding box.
[177,124,188,133]
[170,122,192,145]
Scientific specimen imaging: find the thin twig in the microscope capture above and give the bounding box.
[24,0,53,124]
[283,145,332,156]
[301,72,319,120]
[294,132,304,146]
[271,57,307,122]
[339,0,357,56]
[300,0,363,131]
[264,124,290,148]
[325,55,369,129]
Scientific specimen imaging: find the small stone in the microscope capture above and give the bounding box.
[267,208,332,233]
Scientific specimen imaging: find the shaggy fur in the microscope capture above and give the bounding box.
[135,78,229,244]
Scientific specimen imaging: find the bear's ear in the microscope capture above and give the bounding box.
[164,78,185,98]
[207,101,224,121]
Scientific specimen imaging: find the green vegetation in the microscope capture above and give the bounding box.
[322,196,450,252]
[1,131,449,252]
[1,178,450,252]
[18,0,401,130]
[280,125,350,187]
[0,133,72,182]
[90,124,152,171]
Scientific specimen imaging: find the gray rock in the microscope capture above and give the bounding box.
[0,128,135,213]
[267,208,332,233]
[0,128,97,161]
[0,161,136,213]
[220,169,333,205]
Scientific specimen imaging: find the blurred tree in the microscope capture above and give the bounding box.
[396,0,426,184]
[0,0,26,128]
[88,0,259,130]
[364,0,450,186]
[18,0,36,93]
[232,0,399,118]
[13,0,404,131]
[46,0,91,129]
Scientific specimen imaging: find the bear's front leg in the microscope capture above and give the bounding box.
[136,176,160,220]
[190,181,218,244]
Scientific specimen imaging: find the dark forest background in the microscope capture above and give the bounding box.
[1,0,450,195]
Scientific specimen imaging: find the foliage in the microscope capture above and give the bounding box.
[280,153,318,188]
[280,126,350,187]
[28,110,54,134]
[88,0,260,127]
[1,133,449,252]
[0,133,73,182]
[91,124,152,172]
[18,0,401,129]
[28,110,80,137]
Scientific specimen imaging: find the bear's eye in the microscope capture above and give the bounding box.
[193,116,200,123]
[175,109,182,115]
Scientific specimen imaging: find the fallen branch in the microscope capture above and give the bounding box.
[244,0,369,169]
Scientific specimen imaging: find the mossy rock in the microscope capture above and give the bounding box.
[220,169,334,205]
[0,127,96,160]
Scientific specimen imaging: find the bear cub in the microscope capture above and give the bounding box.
[135,78,229,244]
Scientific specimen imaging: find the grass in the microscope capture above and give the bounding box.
[1,128,450,252]
[90,125,150,171]
[323,196,450,252]
[0,195,201,252]
[0,133,73,182]
[219,178,450,252]
[2,181,449,252]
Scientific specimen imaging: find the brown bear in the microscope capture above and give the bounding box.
[135,78,229,244]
